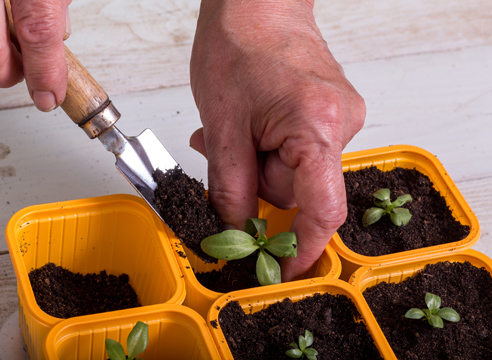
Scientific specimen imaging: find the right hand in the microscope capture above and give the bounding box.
[0,0,71,111]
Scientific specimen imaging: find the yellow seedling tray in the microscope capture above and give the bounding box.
[44,304,220,360]
[349,249,492,360]
[5,194,186,360]
[166,198,341,318]
[207,277,395,360]
[333,145,480,280]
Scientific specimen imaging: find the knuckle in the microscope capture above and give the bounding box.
[16,13,63,46]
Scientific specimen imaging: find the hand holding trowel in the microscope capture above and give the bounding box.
[5,0,219,262]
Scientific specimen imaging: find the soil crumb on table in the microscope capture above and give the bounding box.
[153,166,222,263]
[218,293,383,360]
[29,263,140,319]
[338,166,470,256]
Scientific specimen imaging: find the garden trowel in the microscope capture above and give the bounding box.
[5,0,177,224]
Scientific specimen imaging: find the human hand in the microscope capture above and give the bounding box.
[190,0,365,281]
[0,0,71,111]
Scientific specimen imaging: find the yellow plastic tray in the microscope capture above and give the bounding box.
[350,249,492,359]
[207,277,395,360]
[166,198,342,318]
[44,304,220,360]
[6,194,186,360]
[333,145,480,280]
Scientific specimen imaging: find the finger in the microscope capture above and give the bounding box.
[0,3,23,87]
[257,150,296,209]
[280,148,347,281]
[11,0,68,111]
[203,119,259,230]
[189,127,207,158]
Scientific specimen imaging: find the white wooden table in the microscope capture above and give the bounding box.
[1,0,491,358]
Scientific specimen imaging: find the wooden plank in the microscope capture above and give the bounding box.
[1,0,491,110]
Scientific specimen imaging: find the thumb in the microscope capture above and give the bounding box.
[11,0,68,111]
[202,123,259,230]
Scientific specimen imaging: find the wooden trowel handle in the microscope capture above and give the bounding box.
[5,0,120,138]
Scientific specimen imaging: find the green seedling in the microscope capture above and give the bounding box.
[200,218,297,286]
[285,330,318,359]
[405,292,460,328]
[362,188,412,227]
[105,321,149,360]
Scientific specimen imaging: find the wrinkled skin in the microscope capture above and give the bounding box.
[0,0,71,111]
[190,0,365,281]
[1,0,366,282]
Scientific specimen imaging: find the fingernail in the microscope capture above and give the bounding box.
[33,91,57,112]
[63,8,72,40]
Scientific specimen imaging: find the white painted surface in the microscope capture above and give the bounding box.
[0,0,491,358]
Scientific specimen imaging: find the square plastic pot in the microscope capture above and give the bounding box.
[207,277,394,359]
[5,194,186,360]
[44,304,220,360]
[349,249,492,360]
[333,145,480,280]
[166,198,342,319]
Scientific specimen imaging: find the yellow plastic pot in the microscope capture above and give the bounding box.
[350,249,492,360]
[5,194,186,360]
[207,277,395,359]
[333,145,480,280]
[44,304,220,360]
[166,198,342,319]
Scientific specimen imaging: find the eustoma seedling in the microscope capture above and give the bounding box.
[405,292,460,328]
[362,188,412,227]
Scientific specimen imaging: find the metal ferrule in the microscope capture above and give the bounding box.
[80,101,121,139]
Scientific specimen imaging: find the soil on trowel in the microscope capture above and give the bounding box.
[29,262,140,319]
[337,166,470,256]
[153,166,222,263]
[363,261,492,359]
[217,292,383,360]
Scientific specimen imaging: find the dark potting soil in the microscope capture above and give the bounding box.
[195,255,261,292]
[29,263,140,319]
[153,166,222,263]
[338,166,470,256]
[363,261,492,359]
[218,293,383,360]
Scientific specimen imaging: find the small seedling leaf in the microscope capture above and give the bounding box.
[105,339,127,360]
[425,292,441,312]
[373,188,391,201]
[127,321,148,360]
[246,218,267,237]
[393,194,412,207]
[303,330,314,348]
[390,208,412,226]
[362,207,385,227]
[286,348,303,358]
[201,230,258,260]
[256,249,281,285]
[437,307,460,322]
[405,308,426,319]
[304,347,319,359]
[298,333,307,351]
[428,314,444,328]
[264,232,297,257]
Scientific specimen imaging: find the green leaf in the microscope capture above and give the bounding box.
[304,347,319,359]
[437,307,460,322]
[425,293,441,312]
[373,188,390,202]
[390,208,412,226]
[127,321,148,360]
[405,308,426,319]
[362,207,385,227]
[105,339,127,360]
[285,348,303,358]
[428,314,444,328]
[264,232,297,257]
[256,250,281,285]
[201,230,258,260]
[289,342,300,350]
[298,333,307,351]
[392,194,412,207]
[303,330,314,348]
[246,218,267,237]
